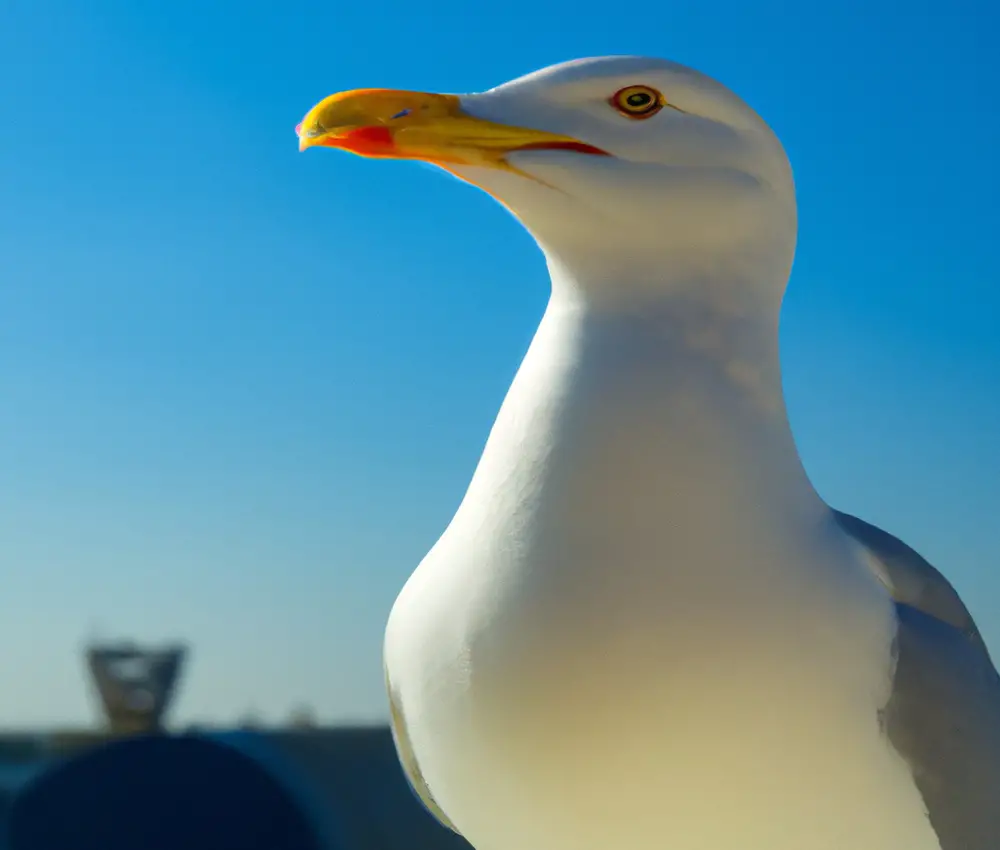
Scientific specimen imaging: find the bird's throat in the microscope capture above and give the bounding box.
[454,291,821,564]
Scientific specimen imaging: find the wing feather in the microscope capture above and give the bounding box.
[835,510,1000,849]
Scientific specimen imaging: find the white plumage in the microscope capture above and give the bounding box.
[300,56,1000,850]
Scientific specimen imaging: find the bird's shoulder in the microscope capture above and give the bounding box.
[832,509,986,646]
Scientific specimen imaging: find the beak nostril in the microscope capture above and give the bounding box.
[390,109,412,120]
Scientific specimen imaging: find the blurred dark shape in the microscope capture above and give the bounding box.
[234,728,473,850]
[237,710,263,731]
[7,735,323,850]
[85,642,186,735]
[2,727,473,850]
[288,704,318,730]
[1,787,12,850]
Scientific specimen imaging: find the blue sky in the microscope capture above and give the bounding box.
[1,0,997,728]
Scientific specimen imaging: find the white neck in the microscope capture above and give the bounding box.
[455,255,824,557]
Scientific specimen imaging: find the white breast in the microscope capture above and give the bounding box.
[384,304,942,850]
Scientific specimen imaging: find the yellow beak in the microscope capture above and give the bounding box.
[295,88,608,169]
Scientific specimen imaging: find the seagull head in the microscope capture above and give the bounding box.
[298,57,796,308]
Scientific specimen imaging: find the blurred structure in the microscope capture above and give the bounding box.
[8,735,324,850]
[2,644,471,849]
[247,727,471,850]
[287,705,317,730]
[4,728,472,850]
[85,642,187,735]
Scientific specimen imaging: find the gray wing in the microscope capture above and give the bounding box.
[834,510,1000,850]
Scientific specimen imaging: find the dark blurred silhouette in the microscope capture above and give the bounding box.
[8,735,321,850]
[4,728,473,850]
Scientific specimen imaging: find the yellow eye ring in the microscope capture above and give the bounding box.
[611,85,664,119]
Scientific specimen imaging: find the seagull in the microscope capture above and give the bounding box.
[298,56,1000,850]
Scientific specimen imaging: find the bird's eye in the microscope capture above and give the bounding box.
[611,85,663,119]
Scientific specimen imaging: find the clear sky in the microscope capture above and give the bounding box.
[1,0,997,729]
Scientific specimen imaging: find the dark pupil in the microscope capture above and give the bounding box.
[627,92,651,108]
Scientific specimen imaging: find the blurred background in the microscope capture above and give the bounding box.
[1,0,997,847]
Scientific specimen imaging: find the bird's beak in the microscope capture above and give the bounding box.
[296,89,608,167]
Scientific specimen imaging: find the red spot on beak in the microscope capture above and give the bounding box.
[318,125,397,157]
[295,122,303,137]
